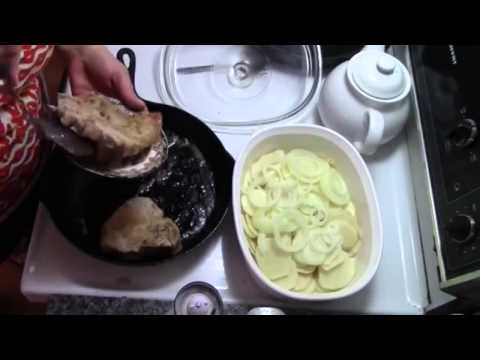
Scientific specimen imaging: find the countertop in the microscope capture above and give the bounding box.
[47,295,175,315]
[46,295,317,315]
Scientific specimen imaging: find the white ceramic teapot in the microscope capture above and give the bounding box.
[318,45,412,156]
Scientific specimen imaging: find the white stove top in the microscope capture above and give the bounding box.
[21,45,434,314]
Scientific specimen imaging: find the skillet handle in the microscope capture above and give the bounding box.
[117,48,143,101]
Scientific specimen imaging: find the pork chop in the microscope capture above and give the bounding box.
[57,93,162,163]
[101,197,181,255]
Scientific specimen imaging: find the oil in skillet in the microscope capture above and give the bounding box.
[138,131,216,242]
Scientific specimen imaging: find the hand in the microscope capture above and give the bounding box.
[60,45,145,111]
[0,45,21,92]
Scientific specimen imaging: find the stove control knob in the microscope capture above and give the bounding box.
[450,119,478,148]
[446,214,476,244]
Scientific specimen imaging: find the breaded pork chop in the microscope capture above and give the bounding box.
[57,93,162,163]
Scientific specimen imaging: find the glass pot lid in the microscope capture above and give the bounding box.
[156,45,321,128]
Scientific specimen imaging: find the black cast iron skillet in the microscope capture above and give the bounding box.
[41,48,234,266]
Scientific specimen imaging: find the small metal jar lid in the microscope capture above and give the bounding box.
[174,282,224,315]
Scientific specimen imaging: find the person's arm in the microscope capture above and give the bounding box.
[56,45,145,111]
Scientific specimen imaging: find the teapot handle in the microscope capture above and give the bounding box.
[354,109,385,156]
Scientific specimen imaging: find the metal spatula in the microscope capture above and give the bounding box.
[28,113,95,158]
[27,76,95,158]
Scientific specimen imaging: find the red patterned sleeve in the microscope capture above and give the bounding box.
[0,45,55,221]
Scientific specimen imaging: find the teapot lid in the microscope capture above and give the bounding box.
[348,50,410,100]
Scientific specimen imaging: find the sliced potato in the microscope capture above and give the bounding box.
[321,248,347,272]
[273,229,308,253]
[256,239,292,281]
[315,284,328,293]
[299,193,330,226]
[245,214,258,236]
[344,202,357,218]
[256,253,291,281]
[241,170,252,194]
[293,243,328,266]
[240,148,361,293]
[248,188,269,208]
[329,208,358,228]
[297,263,316,274]
[293,273,315,292]
[273,259,298,290]
[250,159,264,177]
[307,227,341,254]
[263,164,283,188]
[327,209,360,251]
[246,236,257,256]
[256,233,270,255]
[273,208,306,233]
[277,187,299,209]
[241,195,255,216]
[287,149,329,184]
[348,240,362,257]
[241,214,257,238]
[251,209,274,234]
[280,161,293,180]
[266,187,281,208]
[318,257,356,291]
[328,220,358,251]
[320,167,351,206]
[301,277,318,294]
[258,150,286,168]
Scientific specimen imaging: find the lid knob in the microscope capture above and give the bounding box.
[376,54,396,75]
[348,51,411,100]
